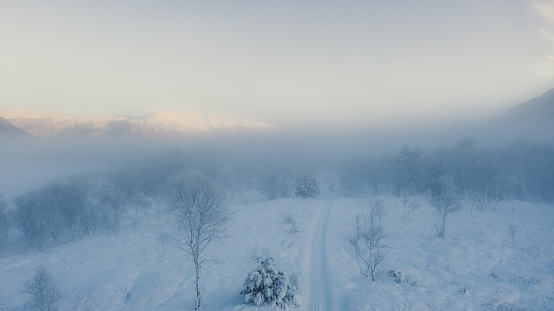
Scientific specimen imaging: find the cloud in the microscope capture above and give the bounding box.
[538,27,554,41]
[532,0,554,22]
[533,55,554,77]
[494,25,511,30]
[530,1,554,77]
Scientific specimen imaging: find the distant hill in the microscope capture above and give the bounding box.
[0,110,276,137]
[491,88,554,141]
[0,116,29,136]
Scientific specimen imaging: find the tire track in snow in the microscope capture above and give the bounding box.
[307,201,332,311]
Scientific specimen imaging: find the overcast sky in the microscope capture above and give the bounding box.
[1,0,553,131]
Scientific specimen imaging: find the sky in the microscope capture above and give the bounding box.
[1,0,554,131]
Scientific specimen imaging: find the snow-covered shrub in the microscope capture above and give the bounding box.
[294,172,320,199]
[22,265,62,311]
[241,257,298,309]
[283,214,299,234]
[389,269,403,284]
[459,286,470,296]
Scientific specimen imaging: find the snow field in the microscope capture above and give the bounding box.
[325,197,554,310]
[0,192,322,311]
[1,193,553,310]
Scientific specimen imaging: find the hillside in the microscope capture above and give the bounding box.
[492,88,554,141]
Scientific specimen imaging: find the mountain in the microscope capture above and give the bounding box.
[492,88,554,141]
[0,116,29,136]
[0,110,276,137]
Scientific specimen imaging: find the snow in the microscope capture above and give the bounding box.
[0,110,276,136]
[1,193,553,310]
[307,201,332,311]
[325,197,554,310]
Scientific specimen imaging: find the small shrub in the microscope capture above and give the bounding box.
[459,286,470,296]
[389,269,403,284]
[283,215,299,234]
[241,257,298,309]
[508,224,518,245]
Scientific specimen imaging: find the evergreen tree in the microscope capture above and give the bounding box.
[241,257,298,309]
[294,172,320,199]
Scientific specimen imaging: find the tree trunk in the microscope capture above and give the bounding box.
[441,216,446,238]
[194,259,201,310]
[371,266,376,282]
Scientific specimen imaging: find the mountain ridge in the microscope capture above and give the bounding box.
[0,109,276,137]
[491,87,554,141]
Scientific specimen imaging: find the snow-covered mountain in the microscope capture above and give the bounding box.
[0,116,29,136]
[0,110,276,137]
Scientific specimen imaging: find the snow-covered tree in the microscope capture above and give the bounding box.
[294,172,320,199]
[349,198,387,281]
[241,257,298,309]
[22,265,62,311]
[167,171,230,310]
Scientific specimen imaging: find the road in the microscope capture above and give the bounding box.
[307,200,333,311]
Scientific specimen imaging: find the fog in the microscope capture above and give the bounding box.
[1,117,551,203]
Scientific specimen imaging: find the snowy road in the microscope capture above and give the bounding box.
[307,201,333,311]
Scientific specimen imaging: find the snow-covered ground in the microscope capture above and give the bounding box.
[326,197,554,311]
[1,192,553,310]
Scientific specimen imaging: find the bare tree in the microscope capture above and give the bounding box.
[130,183,149,218]
[402,193,420,222]
[167,171,230,310]
[14,191,47,246]
[457,137,474,197]
[0,195,9,242]
[259,170,292,200]
[22,265,62,311]
[96,181,126,231]
[57,180,87,240]
[431,174,461,238]
[349,198,387,281]
[0,292,5,311]
[508,224,518,245]
[402,195,420,222]
[393,145,422,196]
[40,183,66,246]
